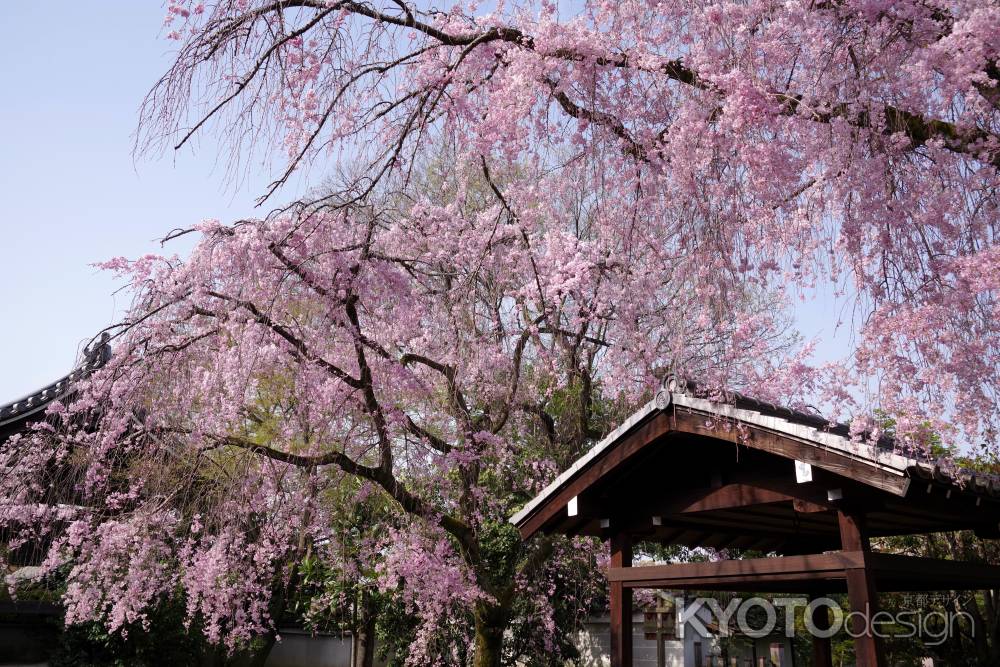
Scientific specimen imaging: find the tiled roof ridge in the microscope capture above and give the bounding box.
[0,333,111,428]
[666,380,1000,498]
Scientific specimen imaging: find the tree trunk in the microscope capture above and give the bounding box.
[354,626,375,667]
[354,589,376,667]
[472,602,506,667]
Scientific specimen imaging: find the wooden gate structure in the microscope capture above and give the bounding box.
[510,383,1000,666]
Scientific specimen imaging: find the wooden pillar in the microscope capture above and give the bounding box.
[808,593,833,667]
[838,511,884,667]
[609,532,633,667]
[838,511,870,552]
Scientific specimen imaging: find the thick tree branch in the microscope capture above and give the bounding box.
[343,294,394,472]
[154,0,1000,198]
[399,352,475,429]
[205,290,364,389]
[542,77,647,161]
[204,432,474,547]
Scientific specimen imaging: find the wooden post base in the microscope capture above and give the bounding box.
[610,532,632,667]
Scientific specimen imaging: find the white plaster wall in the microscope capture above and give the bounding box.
[569,614,706,667]
[264,631,387,667]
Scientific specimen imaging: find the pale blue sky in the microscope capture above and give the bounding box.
[0,2,287,400]
[0,2,849,402]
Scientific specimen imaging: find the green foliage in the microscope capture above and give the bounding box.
[3,569,273,667]
[373,596,421,667]
[48,597,208,667]
[478,520,522,593]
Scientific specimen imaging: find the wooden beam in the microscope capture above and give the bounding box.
[794,498,831,513]
[609,549,1000,592]
[626,516,835,552]
[710,507,837,532]
[672,410,910,496]
[668,482,833,514]
[838,511,871,552]
[608,551,864,588]
[609,532,632,667]
[609,470,842,543]
[867,553,1000,591]
[654,512,831,540]
[845,568,882,666]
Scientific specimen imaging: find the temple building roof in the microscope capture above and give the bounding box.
[0,334,110,442]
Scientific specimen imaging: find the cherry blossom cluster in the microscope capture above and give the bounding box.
[142,0,1000,448]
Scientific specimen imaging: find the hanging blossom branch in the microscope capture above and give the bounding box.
[144,0,1000,197]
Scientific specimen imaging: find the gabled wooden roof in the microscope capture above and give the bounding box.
[510,384,1000,552]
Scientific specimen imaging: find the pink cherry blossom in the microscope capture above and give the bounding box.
[5,2,1000,664]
